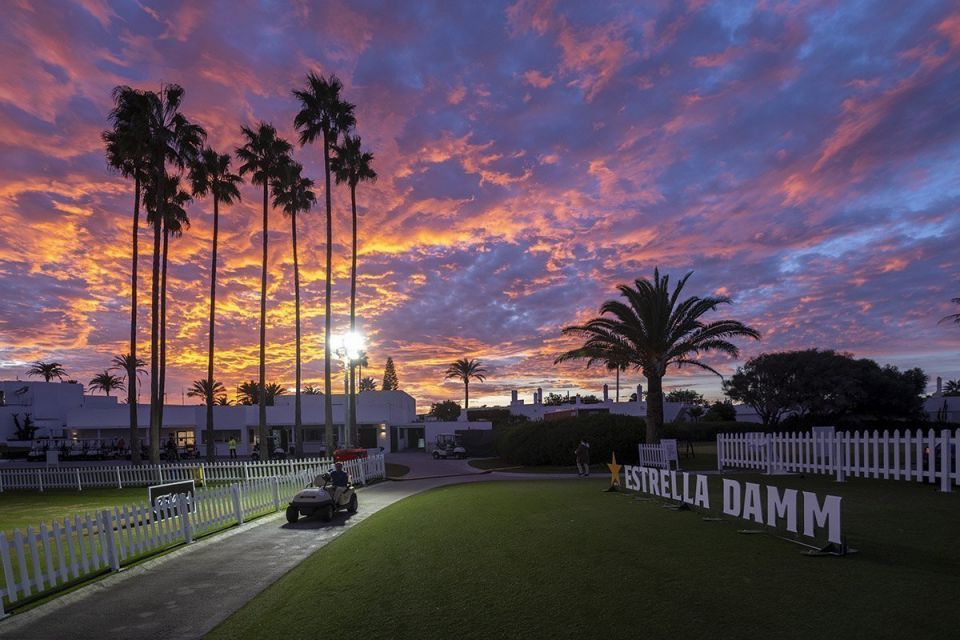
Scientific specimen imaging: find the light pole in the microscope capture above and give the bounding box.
[333,331,365,448]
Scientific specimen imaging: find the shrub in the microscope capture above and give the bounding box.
[498,414,645,466]
[660,421,763,442]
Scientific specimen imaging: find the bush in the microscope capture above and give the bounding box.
[497,414,645,466]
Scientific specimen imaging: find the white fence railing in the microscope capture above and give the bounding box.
[0,455,381,492]
[0,453,385,614]
[638,439,679,470]
[717,429,959,491]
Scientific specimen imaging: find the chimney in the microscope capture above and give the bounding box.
[511,389,518,404]
[537,387,543,404]
[602,384,609,402]
[937,376,943,395]
[636,384,643,403]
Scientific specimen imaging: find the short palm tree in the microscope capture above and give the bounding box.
[237,381,287,406]
[272,161,317,457]
[359,376,377,391]
[236,123,293,459]
[89,371,125,396]
[554,346,631,403]
[190,146,242,461]
[104,86,152,463]
[331,133,376,433]
[303,385,321,395]
[141,84,205,464]
[293,72,356,453]
[557,269,760,443]
[444,358,487,410]
[944,379,960,396]
[26,361,67,382]
[187,379,226,404]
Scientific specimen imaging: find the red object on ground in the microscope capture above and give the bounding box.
[333,448,368,462]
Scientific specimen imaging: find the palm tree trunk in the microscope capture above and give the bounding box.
[159,226,169,439]
[205,196,219,462]
[322,132,334,453]
[615,368,620,403]
[292,211,303,458]
[149,212,162,464]
[129,176,141,464]
[646,373,663,444]
[259,182,268,459]
[349,184,358,437]
[464,381,469,410]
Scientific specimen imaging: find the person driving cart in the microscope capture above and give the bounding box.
[330,462,349,505]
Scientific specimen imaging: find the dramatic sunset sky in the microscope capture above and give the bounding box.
[1,0,959,410]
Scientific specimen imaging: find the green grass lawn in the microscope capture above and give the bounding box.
[468,442,718,473]
[0,488,150,535]
[209,474,959,640]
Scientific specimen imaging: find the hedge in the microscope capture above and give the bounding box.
[497,414,645,466]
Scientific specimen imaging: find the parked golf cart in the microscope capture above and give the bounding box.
[431,433,467,459]
[286,471,358,523]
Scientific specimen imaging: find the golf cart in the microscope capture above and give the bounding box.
[286,470,358,523]
[431,433,467,459]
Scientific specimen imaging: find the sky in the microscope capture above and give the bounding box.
[1,0,959,411]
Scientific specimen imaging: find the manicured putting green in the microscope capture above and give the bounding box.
[209,476,959,639]
[0,488,150,535]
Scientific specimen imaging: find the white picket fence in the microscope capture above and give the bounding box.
[0,453,385,614]
[637,439,679,470]
[0,454,386,492]
[716,429,960,491]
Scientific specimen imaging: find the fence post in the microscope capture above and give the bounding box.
[179,494,193,544]
[940,429,952,493]
[764,434,774,475]
[38,468,43,492]
[834,435,845,483]
[243,462,249,483]
[716,435,723,472]
[157,465,163,484]
[76,468,82,492]
[271,476,280,511]
[116,466,122,489]
[231,484,244,525]
[100,509,121,571]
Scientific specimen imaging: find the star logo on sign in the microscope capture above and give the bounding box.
[607,452,622,487]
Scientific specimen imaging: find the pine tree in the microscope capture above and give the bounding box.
[382,357,399,391]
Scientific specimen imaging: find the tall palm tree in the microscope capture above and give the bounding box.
[556,269,760,443]
[331,133,376,433]
[26,361,67,382]
[142,85,205,464]
[190,147,242,461]
[444,358,487,410]
[293,73,356,453]
[272,161,317,457]
[355,353,369,382]
[146,173,191,435]
[187,378,226,404]
[236,123,293,460]
[104,86,152,464]
[89,371,125,396]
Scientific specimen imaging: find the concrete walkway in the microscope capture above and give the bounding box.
[0,456,588,640]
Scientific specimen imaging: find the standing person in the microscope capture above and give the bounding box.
[575,439,590,477]
[228,436,237,459]
[165,433,179,462]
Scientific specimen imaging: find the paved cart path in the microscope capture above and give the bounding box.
[0,457,587,640]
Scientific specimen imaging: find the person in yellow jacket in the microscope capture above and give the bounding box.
[228,437,237,459]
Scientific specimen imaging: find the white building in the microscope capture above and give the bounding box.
[0,381,491,456]
[502,384,692,423]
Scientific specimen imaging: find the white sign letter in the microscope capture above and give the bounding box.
[802,492,842,544]
[722,479,741,516]
[766,486,798,533]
